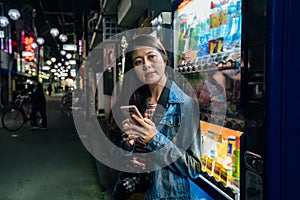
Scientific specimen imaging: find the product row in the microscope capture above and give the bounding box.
[200,121,242,192]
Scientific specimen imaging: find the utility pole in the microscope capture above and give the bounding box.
[32,8,39,77]
[0,2,4,106]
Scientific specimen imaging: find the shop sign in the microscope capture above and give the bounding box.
[63,44,77,51]
[23,36,35,62]
[0,30,4,38]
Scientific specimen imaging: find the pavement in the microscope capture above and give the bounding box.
[0,93,212,200]
[0,93,117,200]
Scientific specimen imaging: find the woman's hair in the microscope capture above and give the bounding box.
[124,34,169,73]
[126,34,169,111]
[107,34,169,140]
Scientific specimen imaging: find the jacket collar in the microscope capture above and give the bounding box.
[157,79,184,108]
[151,80,184,124]
[168,81,184,104]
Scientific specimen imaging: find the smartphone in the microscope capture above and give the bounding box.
[120,105,143,125]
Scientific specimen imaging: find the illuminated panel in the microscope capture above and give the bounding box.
[23,36,35,62]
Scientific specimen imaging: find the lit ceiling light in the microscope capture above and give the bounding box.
[46,60,52,65]
[60,50,66,56]
[0,16,9,27]
[50,28,59,37]
[59,34,68,42]
[36,37,45,45]
[51,57,57,62]
[69,60,76,65]
[66,53,72,59]
[42,66,51,70]
[8,9,21,21]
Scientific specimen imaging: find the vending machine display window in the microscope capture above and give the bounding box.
[173,0,244,199]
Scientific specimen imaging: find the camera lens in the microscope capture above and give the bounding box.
[116,176,140,197]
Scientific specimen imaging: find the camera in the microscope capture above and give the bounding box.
[115,173,152,199]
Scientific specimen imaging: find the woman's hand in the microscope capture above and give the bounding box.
[122,114,156,144]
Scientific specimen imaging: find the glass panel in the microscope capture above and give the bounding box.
[173,0,244,199]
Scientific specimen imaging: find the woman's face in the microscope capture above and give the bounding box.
[132,46,167,85]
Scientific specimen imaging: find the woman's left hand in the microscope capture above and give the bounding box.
[123,114,156,143]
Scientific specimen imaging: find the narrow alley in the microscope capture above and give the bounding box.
[0,95,108,200]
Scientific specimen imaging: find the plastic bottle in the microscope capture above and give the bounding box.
[234,0,242,47]
[206,149,216,176]
[178,20,187,61]
[223,1,236,50]
[232,136,240,179]
[226,167,233,187]
[227,136,236,156]
[209,0,221,39]
[220,164,228,186]
[197,18,210,57]
[219,0,229,39]
[202,131,219,176]
[183,23,191,53]
[213,161,222,181]
[201,154,208,172]
[190,19,200,51]
[202,131,217,156]
[209,1,223,55]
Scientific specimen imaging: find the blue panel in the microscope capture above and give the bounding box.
[265,0,284,199]
[190,179,214,200]
[282,0,300,199]
[267,0,300,199]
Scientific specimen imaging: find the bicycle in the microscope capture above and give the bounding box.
[1,96,42,132]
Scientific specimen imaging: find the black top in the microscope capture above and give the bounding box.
[31,82,46,104]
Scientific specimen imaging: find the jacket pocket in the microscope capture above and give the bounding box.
[158,114,181,140]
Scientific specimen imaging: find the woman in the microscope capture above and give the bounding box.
[108,34,201,199]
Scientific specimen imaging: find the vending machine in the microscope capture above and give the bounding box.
[172,0,300,199]
[172,0,266,199]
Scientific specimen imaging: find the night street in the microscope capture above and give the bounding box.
[1,0,299,199]
[0,94,111,200]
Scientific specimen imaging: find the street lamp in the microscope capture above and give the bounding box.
[59,34,68,42]
[8,9,21,21]
[0,4,21,104]
[36,37,44,77]
[50,28,59,37]
[0,16,9,27]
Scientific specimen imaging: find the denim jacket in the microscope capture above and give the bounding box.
[112,81,202,200]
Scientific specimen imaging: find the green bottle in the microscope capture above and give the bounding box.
[232,136,240,179]
[178,22,187,61]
